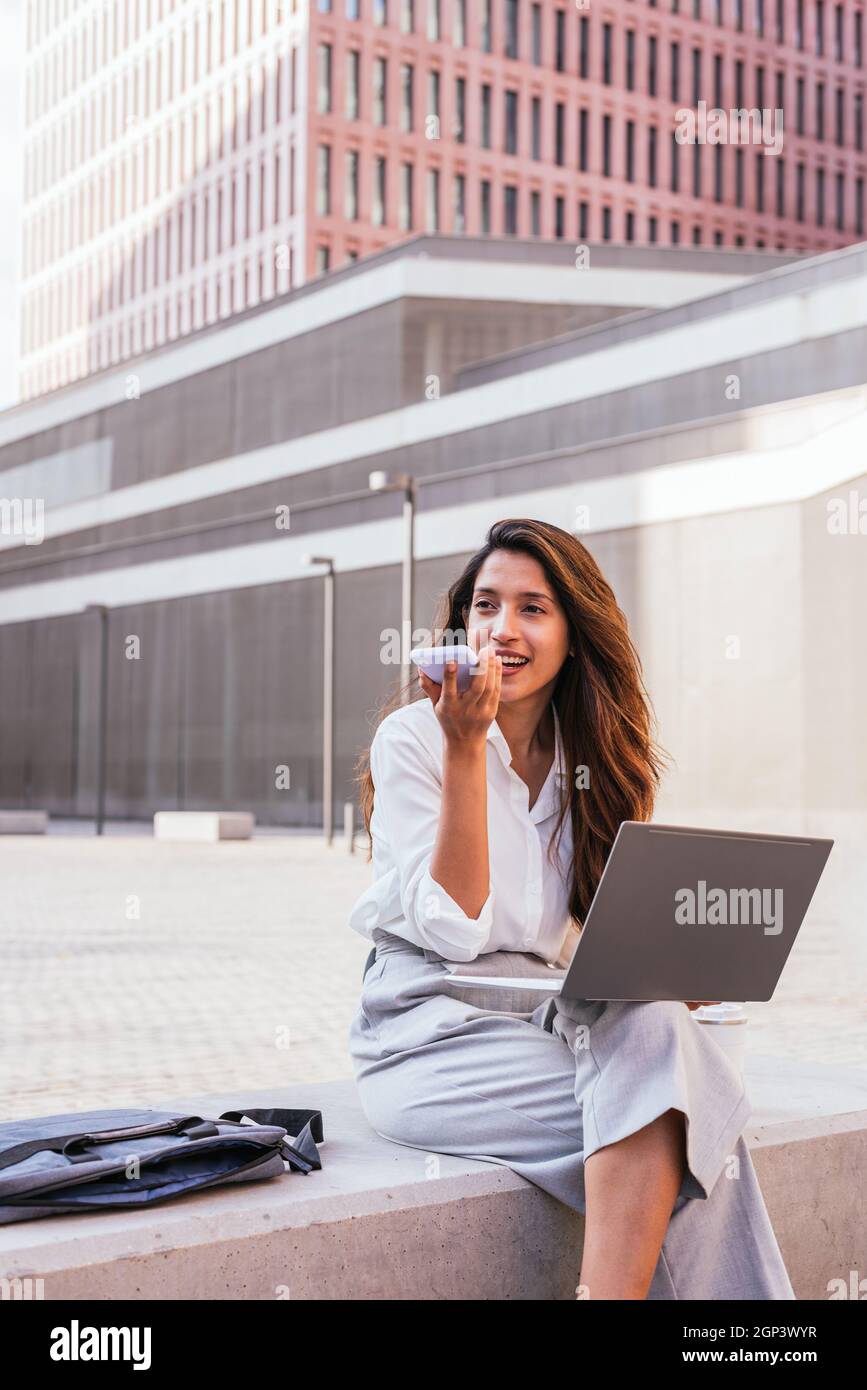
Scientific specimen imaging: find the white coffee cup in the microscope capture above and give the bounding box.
[691,1002,748,1076]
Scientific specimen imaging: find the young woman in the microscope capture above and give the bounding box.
[347,518,794,1301]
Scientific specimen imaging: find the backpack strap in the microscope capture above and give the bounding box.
[219,1108,324,1174]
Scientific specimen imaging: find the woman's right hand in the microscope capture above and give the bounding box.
[418,642,503,748]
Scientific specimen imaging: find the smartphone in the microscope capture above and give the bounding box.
[410,644,481,692]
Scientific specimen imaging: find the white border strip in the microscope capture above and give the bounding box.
[1,406,865,626]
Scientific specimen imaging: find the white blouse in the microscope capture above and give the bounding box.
[347,696,576,964]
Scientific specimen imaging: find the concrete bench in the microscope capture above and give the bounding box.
[153,812,255,842]
[1,1056,865,1300]
[0,811,48,834]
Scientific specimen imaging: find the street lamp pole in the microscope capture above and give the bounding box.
[369,471,417,704]
[84,603,109,836]
[304,556,335,846]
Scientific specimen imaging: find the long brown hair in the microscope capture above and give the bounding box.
[354,518,669,929]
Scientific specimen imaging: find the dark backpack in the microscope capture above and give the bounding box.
[0,1104,323,1225]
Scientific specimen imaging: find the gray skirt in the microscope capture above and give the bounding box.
[347,931,796,1300]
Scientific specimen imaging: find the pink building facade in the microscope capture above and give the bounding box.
[308,0,867,271]
[17,0,867,402]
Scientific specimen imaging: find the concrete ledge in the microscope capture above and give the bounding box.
[0,811,48,834]
[153,812,254,842]
[1,1056,865,1300]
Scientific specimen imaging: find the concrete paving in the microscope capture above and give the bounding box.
[1,829,865,1120]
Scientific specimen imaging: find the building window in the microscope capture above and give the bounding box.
[626,30,635,90]
[316,245,330,272]
[602,23,612,84]
[346,0,360,16]
[816,81,825,141]
[454,172,466,231]
[776,157,785,217]
[670,132,679,191]
[374,57,387,125]
[532,4,542,64]
[649,214,658,242]
[399,162,413,228]
[625,119,635,181]
[429,69,441,126]
[816,0,825,54]
[856,92,864,152]
[506,0,519,59]
[373,155,387,225]
[555,101,565,165]
[454,0,466,45]
[456,76,466,142]
[505,89,519,154]
[578,199,589,238]
[602,205,611,239]
[532,96,541,159]
[373,0,386,23]
[531,189,541,234]
[735,148,744,206]
[796,160,805,220]
[401,0,414,34]
[345,149,359,219]
[346,50,360,120]
[671,218,681,242]
[625,209,635,241]
[692,223,702,243]
[714,144,723,201]
[316,145,331,215]
[714,53,722,109]
[428,0,440,41]
[579,108,589,171]
[317,44,332,115]
[603,114,612,176]
[755,152,764,211]
[692,48,701,106]
[580,17,590,79]
[482,0,492,52]
[555,8,565,71]
[481,178,491,233]
[555,193,564,238]
[481,83,492,147]
[835,170,844,229]
[648,125,658,186]
[796,76,804,136]
[648,36,657,96]
[693,142,702,195]
[401,63,414,132]
[816,167,825,225]
[835,86,844,146]
[670,42,680,101]
[756,0,765,37]
[504,183,518,233]
[426,167,440,230]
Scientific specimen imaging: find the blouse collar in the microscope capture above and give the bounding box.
[487,702,567,824]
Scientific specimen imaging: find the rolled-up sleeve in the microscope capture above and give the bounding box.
[370,721,495,961]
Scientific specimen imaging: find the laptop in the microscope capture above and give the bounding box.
[445,821,834,1003]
